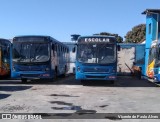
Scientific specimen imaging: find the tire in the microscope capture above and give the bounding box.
[137,70,142,80]
[49,78,54,82]
[81,80,90,86]
[54,67,58,79]
[21,78,27,83]
[110,80,114,84]
[62,66,67,78]
[81,80,86,84]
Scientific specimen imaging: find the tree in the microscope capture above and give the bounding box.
[93,32,123,43]
[125,24,146,43]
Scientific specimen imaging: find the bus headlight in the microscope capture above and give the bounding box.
[77,66,80,72]
[45,68,50,71]
[112,68,116,73]
[12,67,16,71]
[3,58,7,63]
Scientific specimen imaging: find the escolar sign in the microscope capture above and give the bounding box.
[84,38,110,43]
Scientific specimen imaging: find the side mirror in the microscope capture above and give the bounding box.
[71,34,80,41]
[117,45,120,51]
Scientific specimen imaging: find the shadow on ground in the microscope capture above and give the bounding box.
[0,75,158,87]
[0,94,11,100]
[81,76,158,87]
[0,86,32,92]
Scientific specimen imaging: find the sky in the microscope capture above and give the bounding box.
[0,0,160,42]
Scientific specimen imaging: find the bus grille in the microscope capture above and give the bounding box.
[83,68,109,73]
[18,66,42,71]
[21,74,40,77]
[86,75,106,79]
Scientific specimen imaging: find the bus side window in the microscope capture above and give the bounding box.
[57,45,60,56]
[57,45,58,52]
[52,44,55,56]
[55,44,57,51]
[52,44,55,50]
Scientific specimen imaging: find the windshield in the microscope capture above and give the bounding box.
[13,42,50,63]
[77,43,116,64]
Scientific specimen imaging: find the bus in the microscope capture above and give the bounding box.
[147,40,160,82]
[11,35,69,83]
[74,35,119,84]
[62,42,76,74]
[0,38,11,78]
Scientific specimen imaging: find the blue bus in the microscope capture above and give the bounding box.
[11,35,69,83]
[74,35,118,83]
[0,38,11,78]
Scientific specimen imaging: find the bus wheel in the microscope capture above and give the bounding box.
[54,69,58,79]
[21,78,27,83]
[81,80,86,84]
[49,78,54,82]
[62,66,67,77]
[110,80,114,84]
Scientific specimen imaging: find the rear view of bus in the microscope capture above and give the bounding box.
[76,36,118,83]
[11,36,55,83]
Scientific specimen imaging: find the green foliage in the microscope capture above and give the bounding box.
[93,32,123,43]
[125,24,146,43]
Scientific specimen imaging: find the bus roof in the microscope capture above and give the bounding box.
[0,38,11,44]
[78,35,116,39]
[13,35,68,48]
[13,35,51,39]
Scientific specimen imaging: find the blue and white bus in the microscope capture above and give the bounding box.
[75,36,118,83]
[11,35,69,83]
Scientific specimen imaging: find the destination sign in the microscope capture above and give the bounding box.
[78,37,116,43]
[84,38,110,42]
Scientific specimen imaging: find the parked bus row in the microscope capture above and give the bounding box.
[0,34,147,84]
[0,35,121,84]
[1,35,144,84]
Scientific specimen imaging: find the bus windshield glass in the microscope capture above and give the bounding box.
[77,38,116,64]
[13,37,50,63]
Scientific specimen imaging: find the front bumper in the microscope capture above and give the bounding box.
[11,71,53,79]
[76,72,117,81]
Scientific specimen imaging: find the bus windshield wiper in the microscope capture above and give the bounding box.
[18,57,24,62]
